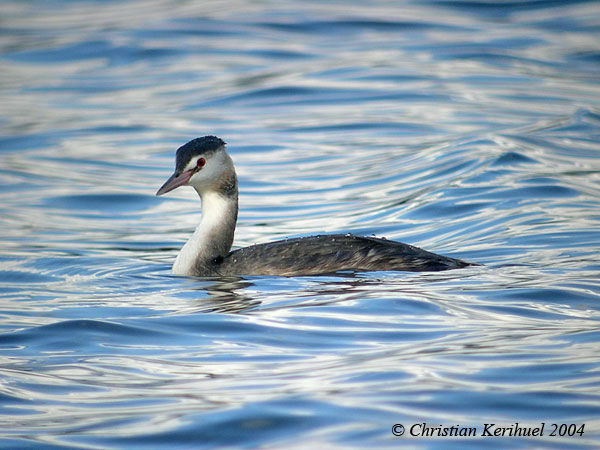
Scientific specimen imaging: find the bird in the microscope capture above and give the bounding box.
[156,136,474,277]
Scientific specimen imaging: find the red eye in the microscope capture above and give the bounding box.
[196,157,205,168]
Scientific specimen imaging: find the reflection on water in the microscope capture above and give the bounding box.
[1,0,600,447]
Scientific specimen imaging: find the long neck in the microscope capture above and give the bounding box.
[172,167,238,276]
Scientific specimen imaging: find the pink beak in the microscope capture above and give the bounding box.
[156,169,194,196]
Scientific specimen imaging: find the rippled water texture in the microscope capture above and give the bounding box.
[1,0,600,447]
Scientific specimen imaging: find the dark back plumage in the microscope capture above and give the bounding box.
[202,234,472,277]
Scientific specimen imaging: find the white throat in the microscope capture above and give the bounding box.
[172,190,237,276]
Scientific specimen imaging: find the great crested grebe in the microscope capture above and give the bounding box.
[156,136,474,276]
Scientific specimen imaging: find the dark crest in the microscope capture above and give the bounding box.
[175,136,226,172]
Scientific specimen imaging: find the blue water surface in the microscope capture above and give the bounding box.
[1,0,600,448]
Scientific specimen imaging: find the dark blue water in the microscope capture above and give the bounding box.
[1,0,600,447]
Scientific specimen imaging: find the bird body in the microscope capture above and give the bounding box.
[157,136,473,277]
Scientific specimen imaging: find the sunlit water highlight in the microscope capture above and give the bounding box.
[1,0,600,448]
